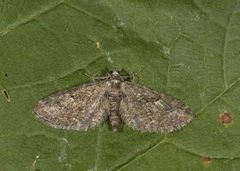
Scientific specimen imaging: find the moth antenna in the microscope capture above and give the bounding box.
[84,72,110,82]
[132,67,142,77]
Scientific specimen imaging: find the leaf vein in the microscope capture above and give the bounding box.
[0,0,64,36]
[222,1,239,88]
[65,2,111,28]
[169,141,240,160]
[0,0,6,23]
[113,136,167,171]
[196,78,240,115]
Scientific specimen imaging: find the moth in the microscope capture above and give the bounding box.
[33,70,195,133]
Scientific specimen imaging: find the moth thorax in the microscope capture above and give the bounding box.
[111,79,121,88]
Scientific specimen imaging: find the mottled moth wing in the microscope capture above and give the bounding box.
[120,82,194,133]
[33,81,110,130]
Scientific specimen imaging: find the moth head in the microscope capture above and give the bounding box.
[110,69,121,79]
[111,69,119,75]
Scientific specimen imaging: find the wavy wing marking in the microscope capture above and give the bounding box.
[120,82,195,133]
[33,81,110,130]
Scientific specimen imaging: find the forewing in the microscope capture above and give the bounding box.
[33,81,110,130]
[120,82,195,133]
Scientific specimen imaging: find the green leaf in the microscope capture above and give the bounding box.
[1,0,240,170]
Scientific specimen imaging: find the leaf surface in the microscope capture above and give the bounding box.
[1,0,240,170]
